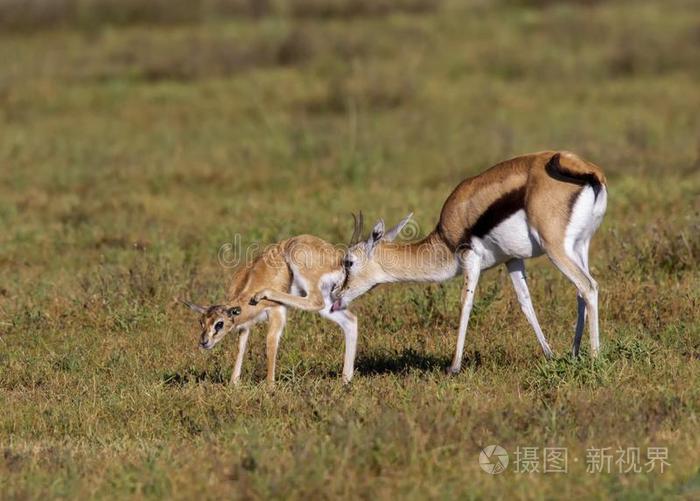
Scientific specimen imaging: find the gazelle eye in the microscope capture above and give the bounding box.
[343,259,353,269]
[214,321,224,331]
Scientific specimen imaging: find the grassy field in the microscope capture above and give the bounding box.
[1,0,699,498]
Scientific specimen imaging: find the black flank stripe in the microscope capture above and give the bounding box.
[457,186,526,249]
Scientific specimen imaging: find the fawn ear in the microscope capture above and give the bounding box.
[227,306,241,317]
[180,299,207,314]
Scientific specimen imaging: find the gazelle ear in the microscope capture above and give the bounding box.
[180,299,207,314]
[384,212,413,242]
[365,219,385,254]
[227,306,241,317]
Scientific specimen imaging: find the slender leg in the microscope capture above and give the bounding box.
[448,251,481,374]
[251,288,324,312]
[230,327,250,385]
[320,309,358,384]
[506,259,553,359]
[265,307,287,384]
[572,239,591,357]
[547,246,600,357]
[573,295,586,357]
[586,283,599,357]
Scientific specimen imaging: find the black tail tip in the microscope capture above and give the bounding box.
[545,151,603,198]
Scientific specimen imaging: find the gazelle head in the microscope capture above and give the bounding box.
[180,300,242,349]
[331,213,413,311]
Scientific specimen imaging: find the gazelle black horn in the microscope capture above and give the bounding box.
[349,211,364,245]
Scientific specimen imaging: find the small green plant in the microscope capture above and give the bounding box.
[525,355,616,392]
[408,284,450,328]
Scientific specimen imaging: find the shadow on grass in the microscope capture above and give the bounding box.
[162,366,228,386]
[353,347,469,376]
[164,349,483,385]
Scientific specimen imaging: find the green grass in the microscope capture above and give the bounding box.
[1,0,699,498]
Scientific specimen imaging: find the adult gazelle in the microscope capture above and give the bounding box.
[332,151,607,373]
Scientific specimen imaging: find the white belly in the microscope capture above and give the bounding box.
[471,210,543,269]
[239,310,269,330]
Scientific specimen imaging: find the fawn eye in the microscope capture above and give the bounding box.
[344,259,353,269]
[214,321,224,331]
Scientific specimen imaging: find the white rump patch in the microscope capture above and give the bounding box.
[565,185,606,257]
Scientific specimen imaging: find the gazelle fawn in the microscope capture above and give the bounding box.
[181,233,360,384]
[332,151,607,373]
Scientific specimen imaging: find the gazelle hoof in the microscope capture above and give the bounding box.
[446,366,461,376]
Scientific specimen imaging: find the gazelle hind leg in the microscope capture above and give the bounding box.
[449,251,481,374]
[251,288,324,311]
[250,255,325,312]
[320,309,358,383]
[573,295,586,357]
[572,239,591,357]
[506,259,553,359]
[547,245,600,357]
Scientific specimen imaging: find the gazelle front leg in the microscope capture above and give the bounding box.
[320,309,358,383]
[506,259,554,359]
[448,251,481,374]
[265,306,287,384]
[230,327,250,385]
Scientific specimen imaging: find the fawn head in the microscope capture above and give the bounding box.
[180,300,242,349]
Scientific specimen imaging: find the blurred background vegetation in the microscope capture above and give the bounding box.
[0,0,698,498]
